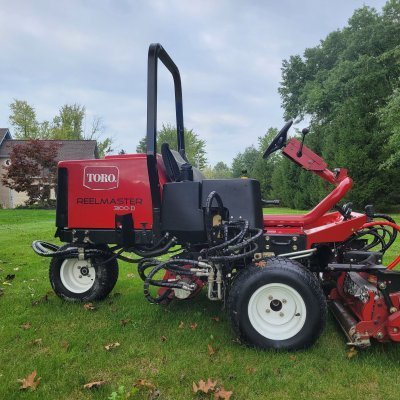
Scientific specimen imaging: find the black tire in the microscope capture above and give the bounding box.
[228,257,327,350]
[49,244,119,302]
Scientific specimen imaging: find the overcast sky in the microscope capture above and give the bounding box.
[0,0,388,166]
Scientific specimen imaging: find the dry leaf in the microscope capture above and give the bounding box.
[18,371,41,391]
[215,387,233,400]
[189,322,198,330]
[134,379,156,390]
[60,340,69,350]
[120,318,130,326]
[347,346,358,359]
[192,378,217,394]
[178,321,185,329]
[289,355,297,361]
[83,380,107,389]
[83,302,95,311]
[30,338,42,346]
[211,316,220,322]
[104,342,120,351]
[161,335,167,342]
[32,294,49,306]
[127,273,135,279]
[21,322,31,330]
[207,344,217,356]
[2,282,12,286]
[246,366,257,374]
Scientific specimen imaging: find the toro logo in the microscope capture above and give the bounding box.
[83,166,119,190]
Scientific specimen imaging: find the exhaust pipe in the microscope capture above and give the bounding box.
[329,300,370,347]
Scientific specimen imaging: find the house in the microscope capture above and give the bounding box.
[0,129,98,208]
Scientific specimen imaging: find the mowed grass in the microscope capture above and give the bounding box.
[1,209,400,400]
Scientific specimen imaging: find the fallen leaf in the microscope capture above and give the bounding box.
[150,389,161,399]
[83,380,107,389]
[161,335,167,342]
[2,282,12,286]
[13,267,19,271]
[211,316,220,322]
[32,294,49,306]
[83,302,95,311]
[178,321,185,329]
[127,273,135,279]
[246,366,257,374]
[5,274,15,281]
[215,387,233,400]
[104,342,120,351]
[289,355,297,361]
[21,322,31,330]
[120,318,130,326]
[30,338,42,346]
[113,292,122,297]
[60,340,69,350]
[347,346,358,359]
[192,378,217,394]
[189,322,198,330]
[134,379,156,390]
[18,371,41,391]
[208,344,217,356]
[232,338,241,344]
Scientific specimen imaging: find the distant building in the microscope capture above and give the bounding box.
[0,129,98,208]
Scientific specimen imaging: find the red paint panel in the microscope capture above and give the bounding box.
[59,154,168,229]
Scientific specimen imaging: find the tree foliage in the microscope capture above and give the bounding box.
[2,140,60,206]
[136,124,207,170]
[275,1,400,209]
[9,100,39,139]
[8,101,113,158]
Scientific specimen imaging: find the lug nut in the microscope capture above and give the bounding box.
[393,328,399,333]
[266,309,270,313]
[268,295,273,300]
[390,307,398,314]
[79,275,82,278]
[279,312,284,317]
[376,332,384,339]
[282,299,287,304]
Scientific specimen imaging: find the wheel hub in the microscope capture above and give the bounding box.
[60,258,96,294]
[248,283,307,340]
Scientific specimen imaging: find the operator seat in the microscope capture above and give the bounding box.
[161,143,204,182]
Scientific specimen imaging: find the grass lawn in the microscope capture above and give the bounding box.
[1,208,400,399]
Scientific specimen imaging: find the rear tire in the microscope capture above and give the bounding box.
[228,257,326,350]
[49,244,119,302]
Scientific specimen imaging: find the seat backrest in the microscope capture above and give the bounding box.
[161,143,204,182]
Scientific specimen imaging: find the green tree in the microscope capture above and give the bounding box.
[9,100,39,139]
[277,1,400,209]
[136,124,207,169]
[51,104,85,139]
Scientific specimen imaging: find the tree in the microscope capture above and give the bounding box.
[51,104,85,140]
[276,1,400,209]
[203,162,232,179]
[9,100,39,139]
[136,124,207,169]
[2,140,60,206]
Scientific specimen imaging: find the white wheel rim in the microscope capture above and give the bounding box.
[60,258,96,294]
[248,283,307,340]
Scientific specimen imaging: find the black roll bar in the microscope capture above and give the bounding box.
[146,43,185,236]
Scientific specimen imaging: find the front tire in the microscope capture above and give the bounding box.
[228,258,327,350]
[49,244,119,302]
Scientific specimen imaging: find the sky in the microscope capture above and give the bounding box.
[0,0,388,166]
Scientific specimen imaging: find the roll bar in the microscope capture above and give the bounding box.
[146,43,185,235]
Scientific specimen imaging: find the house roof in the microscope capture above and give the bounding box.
[0,139,99,160]
[0,128,11,146]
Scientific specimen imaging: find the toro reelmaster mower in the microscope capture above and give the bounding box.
[33,43,400,350]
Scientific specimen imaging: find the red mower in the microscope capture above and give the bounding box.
[33,43,400,350]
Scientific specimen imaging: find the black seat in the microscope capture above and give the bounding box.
[161,143,204,182]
